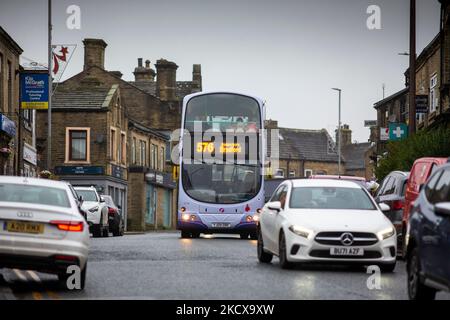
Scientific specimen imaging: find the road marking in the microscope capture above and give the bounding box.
[12,269,27,281]
[47,291,60,300]
[27,271,41,282]
[32,292,43,300]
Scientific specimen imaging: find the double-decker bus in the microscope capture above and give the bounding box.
[177,92,265,239]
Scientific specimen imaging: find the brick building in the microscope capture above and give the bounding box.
[0,26,37,177]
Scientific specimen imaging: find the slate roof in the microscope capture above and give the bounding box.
[128,119,169,141]
[341,142,371,170]
[267,127,342,162]
[52,85,117,110]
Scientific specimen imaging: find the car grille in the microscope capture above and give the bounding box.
[314,232,378,246]
[309,250,382,259]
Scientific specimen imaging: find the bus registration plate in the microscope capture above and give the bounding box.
[211,222,231,228]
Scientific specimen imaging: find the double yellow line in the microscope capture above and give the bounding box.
[12,269,60,300]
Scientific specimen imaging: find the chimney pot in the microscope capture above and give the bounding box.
[138,58,143,67]
[145,60,151,68]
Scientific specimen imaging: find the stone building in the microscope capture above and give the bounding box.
[373,1,450,160]
[0,26,37,177]
[338,125,374,179]
[127,121,176,231]
[36,85,130,222]
[265,120,342,178]
[37,37,202,231]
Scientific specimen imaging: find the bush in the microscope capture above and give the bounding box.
[375,126,450,180]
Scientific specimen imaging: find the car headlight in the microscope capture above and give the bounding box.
[378,226,395,240]
[288,225,312,239]
[88,206,99,213]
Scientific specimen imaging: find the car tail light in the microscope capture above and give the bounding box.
[54,255,78,262]
[108,207,117,216]
[50,220,84,232]
[392,200,404,210]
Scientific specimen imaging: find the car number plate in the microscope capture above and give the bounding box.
[6,221,44,234]
[211,222,231,228]
[330,247,364,256]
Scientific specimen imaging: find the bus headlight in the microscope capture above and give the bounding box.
[182,213,190,221]
[246,215,253,222]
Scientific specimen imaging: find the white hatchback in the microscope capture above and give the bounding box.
[0,176,89,289]
[257,179,397,272]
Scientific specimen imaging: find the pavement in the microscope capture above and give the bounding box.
[1,232,449,300]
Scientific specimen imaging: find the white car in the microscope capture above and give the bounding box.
[257,179,397,272]
[0,176,89,289]
[74,186,109,237]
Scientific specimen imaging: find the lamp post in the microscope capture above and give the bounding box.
[332,88,342,175]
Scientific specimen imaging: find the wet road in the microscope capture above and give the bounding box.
[1,232,449,300]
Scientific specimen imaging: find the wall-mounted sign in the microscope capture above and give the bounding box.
[20,72,49,110]
[55,166,104,175]
[364,120,377,127]
[145,170,176,189]
[111,165,125,179]
[416,95,428,114]
[389,123,408,141]
[0,114,16,137]
[23,143,37,166]
[380,127,389,141]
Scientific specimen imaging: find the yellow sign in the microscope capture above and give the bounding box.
[21,101,49,110]
[196,142,242,154]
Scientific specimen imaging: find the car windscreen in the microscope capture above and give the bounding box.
[0,183,71,208]
[290,186,376,210]
[75,190,98,202]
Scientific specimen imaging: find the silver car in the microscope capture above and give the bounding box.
[0,176,89,289]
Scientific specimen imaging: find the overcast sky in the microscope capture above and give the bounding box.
[0,0,441,142]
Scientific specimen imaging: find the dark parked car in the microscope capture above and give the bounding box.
[101,195,124,237]
[406,161,450,300]
[374,171,409,254]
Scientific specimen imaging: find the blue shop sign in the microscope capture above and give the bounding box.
[0,114,16,137]
[20,72,49,110]
[55,166,104,175]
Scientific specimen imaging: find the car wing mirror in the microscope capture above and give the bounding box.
[100,197,105,203]
[434,202,450,217]
[78,195,84,204]
[379,202,390,212]
[268,201,282,212]
[419,184,425,192]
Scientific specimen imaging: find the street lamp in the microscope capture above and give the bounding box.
[332,88,342,176]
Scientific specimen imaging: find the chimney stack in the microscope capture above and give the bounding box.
[155,59,178,101]
[133,58,155,82]
[335,124,352,147]
[192,64,202,90]
[83,38,107,70]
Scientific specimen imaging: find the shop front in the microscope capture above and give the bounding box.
[0,114,16,175]
[55,165,128,229]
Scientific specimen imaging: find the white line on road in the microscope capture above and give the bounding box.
[27,271,41,282]
[12,269,27,281]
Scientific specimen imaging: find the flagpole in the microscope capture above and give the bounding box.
[47,0,52,171]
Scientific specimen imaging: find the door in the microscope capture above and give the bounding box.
[423,169,450,284]
[163,189,172,228]
[146,184,156,225]
[262,184,286,252]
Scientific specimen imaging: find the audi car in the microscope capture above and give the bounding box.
[0,176,90,289]
[257,179,397,271]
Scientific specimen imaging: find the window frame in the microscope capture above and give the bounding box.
[65,127,90,163]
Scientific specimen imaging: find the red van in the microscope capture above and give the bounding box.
[401,157,448,256]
